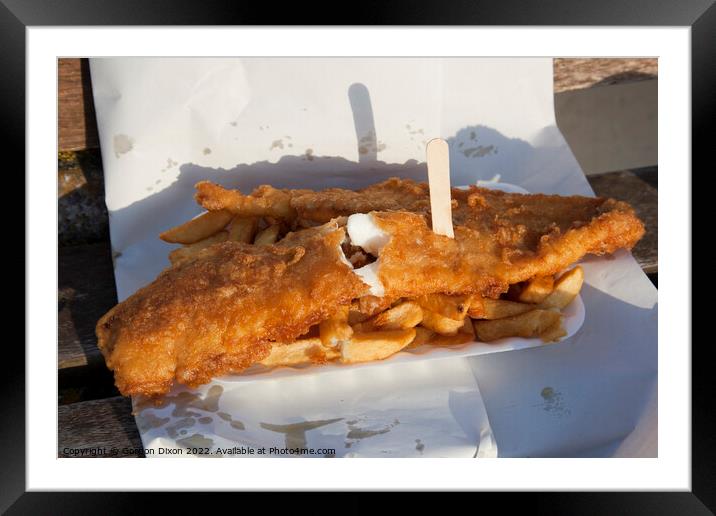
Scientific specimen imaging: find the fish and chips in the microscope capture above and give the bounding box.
[97,178,644,396]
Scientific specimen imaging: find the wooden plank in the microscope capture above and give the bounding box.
[58,241,117,370]
[58,58,99,151]
[58,396,144,457]
[58,148,109,246]
[554,58,657,93]
[586,167,657,274]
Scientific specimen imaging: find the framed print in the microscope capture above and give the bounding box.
[5,0,710,511]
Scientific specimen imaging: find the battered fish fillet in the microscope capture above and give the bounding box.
[96,221,368,397]
[195,178,644,297]
[358,207,643,299]
[195,177,431,222]
[98,178,644,397]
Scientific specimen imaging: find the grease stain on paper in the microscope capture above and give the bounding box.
[346,426,391,439]
[133,396,167,414]
[161,158,179,172]
[210,411,246,430]
[136,412,170,431]
[540,386,571,417]
[113,134,134,158]
[134,386,239,446]
[166,417,196,438]
[217,412,246,430]
[260,418,343,450]
[407,126,425,141]
[344,418,400,448]
[161,385,224,418]
[357,130,386,155]
[176,433,215,450]
[461,145,496,158]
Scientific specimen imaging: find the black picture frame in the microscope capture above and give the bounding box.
[6,0,710,512]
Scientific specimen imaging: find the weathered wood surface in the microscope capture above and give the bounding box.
[58,58,99,151]
[58,396,144,458]
[58,241,117,369]
[553,58,657,93]
[588,167,657,274]
[58,150,109,246]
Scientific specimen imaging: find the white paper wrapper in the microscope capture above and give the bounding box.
[469,251,657,457]
[90,57,657,458]
[134,358,496,458]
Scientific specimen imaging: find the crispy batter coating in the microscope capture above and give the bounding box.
[194,182,309,219]
[291,178,433,222]
[96,221,368,396]
[370,193,644,299]
[193,178,644,247]
[194,178,432,223]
